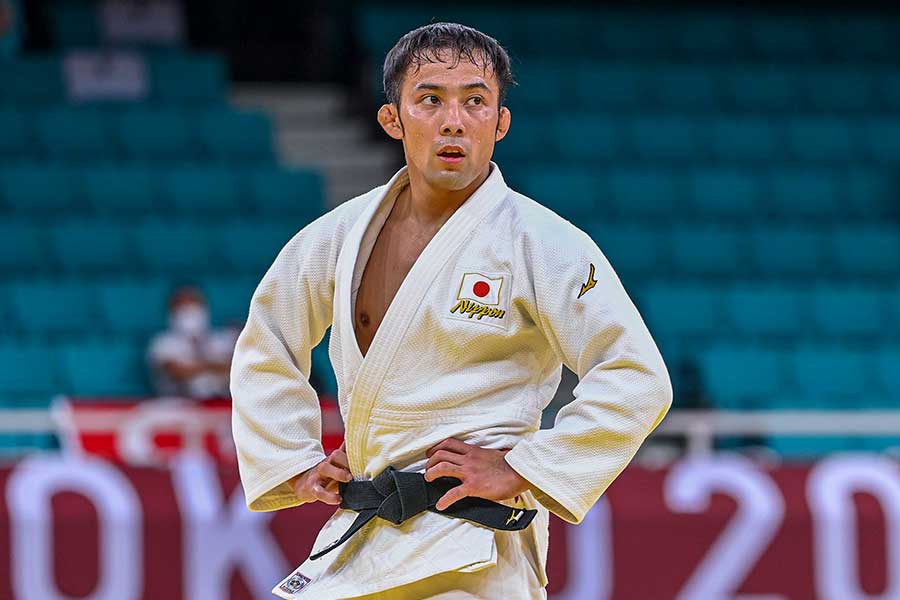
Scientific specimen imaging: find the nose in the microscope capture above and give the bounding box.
[440,101,464,136]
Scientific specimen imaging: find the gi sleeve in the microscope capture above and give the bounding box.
[230,212,339,512]
[504,222,673,524]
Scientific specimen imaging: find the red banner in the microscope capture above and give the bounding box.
[0,453,897,599]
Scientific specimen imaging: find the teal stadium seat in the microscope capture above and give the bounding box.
[724,66,803,111]
[97,279,170,338]
[198,109,274,164]
[0,109,35,160]
[710,116,781,162]
[35,108,117,163]
[628,114,699,161]
[892,287,900,338]
[199,277,257,327]
[817,16,900,61]
[789,346,873,403]
[117,109,198,162]
[641,284,724,338]
[2,164,79,215]
[213,220,298,274]
[574,63,644,110]
[133,219,214,274]
[876,347,900,398]
[668,225,745,277]
[801,68,874,112]
[83,165,161,216]
[245,167,324,219]
[0,340,58,397]
[50,219,134,274]
[0,221,49,275]
[747,17,818,60]
[149,53,226,105]
[518,168,598,221]
[671,12,742,57]
[592,11,672,58]
[48,1,101,47]
[687,167,762,220]
[784,117,859,163]
[11,281,97,337]
[698,344,784,410]
[553,114,620,163]
[587,223,665,278]
[810,285,887,338]
[58,338,148,397]
[646,65,721,110]
[845,168,899,221]
[749,225,828,277]
[880,71,900,111]
[768,168,841,220]
[726,284,808,339]
[162,166,243,216]
[863,117,900,163]
[831,226,900,277]
[511,62,568,110]
[0,58,64,106]
[607,167,681,220]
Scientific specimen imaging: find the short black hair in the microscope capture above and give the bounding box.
[383,22,516,108]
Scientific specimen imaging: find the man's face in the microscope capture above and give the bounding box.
[378,50,511,192]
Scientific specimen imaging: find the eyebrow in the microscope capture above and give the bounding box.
[412,81,493,94]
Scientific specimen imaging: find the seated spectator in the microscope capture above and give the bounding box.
[147,284,239,399]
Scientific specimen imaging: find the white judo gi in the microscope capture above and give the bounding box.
[230,161,673,599]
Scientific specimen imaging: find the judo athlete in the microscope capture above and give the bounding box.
[230,22,673,599]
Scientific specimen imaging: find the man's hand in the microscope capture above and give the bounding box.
[291,443,352,505]
[424,438,531,511]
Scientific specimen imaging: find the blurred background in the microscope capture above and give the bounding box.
[1,1,899,599]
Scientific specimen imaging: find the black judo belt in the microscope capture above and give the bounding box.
[308,466,537,560]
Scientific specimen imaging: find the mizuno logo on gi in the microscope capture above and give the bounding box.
[449,272,506,321]
[578,263,598,299]
[506,509,524,525]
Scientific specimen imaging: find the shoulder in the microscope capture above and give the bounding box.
[502,187,599,263]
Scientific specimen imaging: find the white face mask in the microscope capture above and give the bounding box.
[170,304,210,335]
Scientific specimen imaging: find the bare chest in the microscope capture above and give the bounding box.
[353,219,438,358]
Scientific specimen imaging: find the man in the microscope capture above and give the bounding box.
[148,284,237,398]
[230,22,672,599]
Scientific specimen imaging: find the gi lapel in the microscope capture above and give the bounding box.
[338,162,509,475]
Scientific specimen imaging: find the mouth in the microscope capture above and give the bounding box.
[437,146,466,164]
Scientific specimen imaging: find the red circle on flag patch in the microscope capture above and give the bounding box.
[473,281,490,297]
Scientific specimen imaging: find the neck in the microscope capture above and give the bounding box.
[398,163,493,228]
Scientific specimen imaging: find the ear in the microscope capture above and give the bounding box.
[377,103,404,140]
[495,106,511,142]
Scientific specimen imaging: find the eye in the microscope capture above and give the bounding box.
[466,96,484,106]
[423,95,440,105]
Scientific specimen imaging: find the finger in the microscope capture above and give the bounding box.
[426,438,472,458]
[318,461,352,483]
[323,478,340,493]
[328,448,350,470]
[424,462,466,482]
[435,484,471,511]
[310,482,342,505]
[425,450,466,470]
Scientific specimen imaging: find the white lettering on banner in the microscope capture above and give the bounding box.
[664,454,786,600]
[808,454,900,600]
[171,453,288,600]
[550,497,613,600]
[6,454,143,600]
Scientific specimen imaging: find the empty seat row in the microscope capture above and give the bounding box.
[495,113,900,164]
[0,334,335,399]
[0,276,259,340]
[639,283,900,341]
[359,7,900,61]
[697,343,900,411]
[0,164,324,218]
[0,107,272,163]
[511,165,898,223]
[588,223,900,280]
[0,53,225,106]
[1,218,302,277]
[510,62,900,113]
